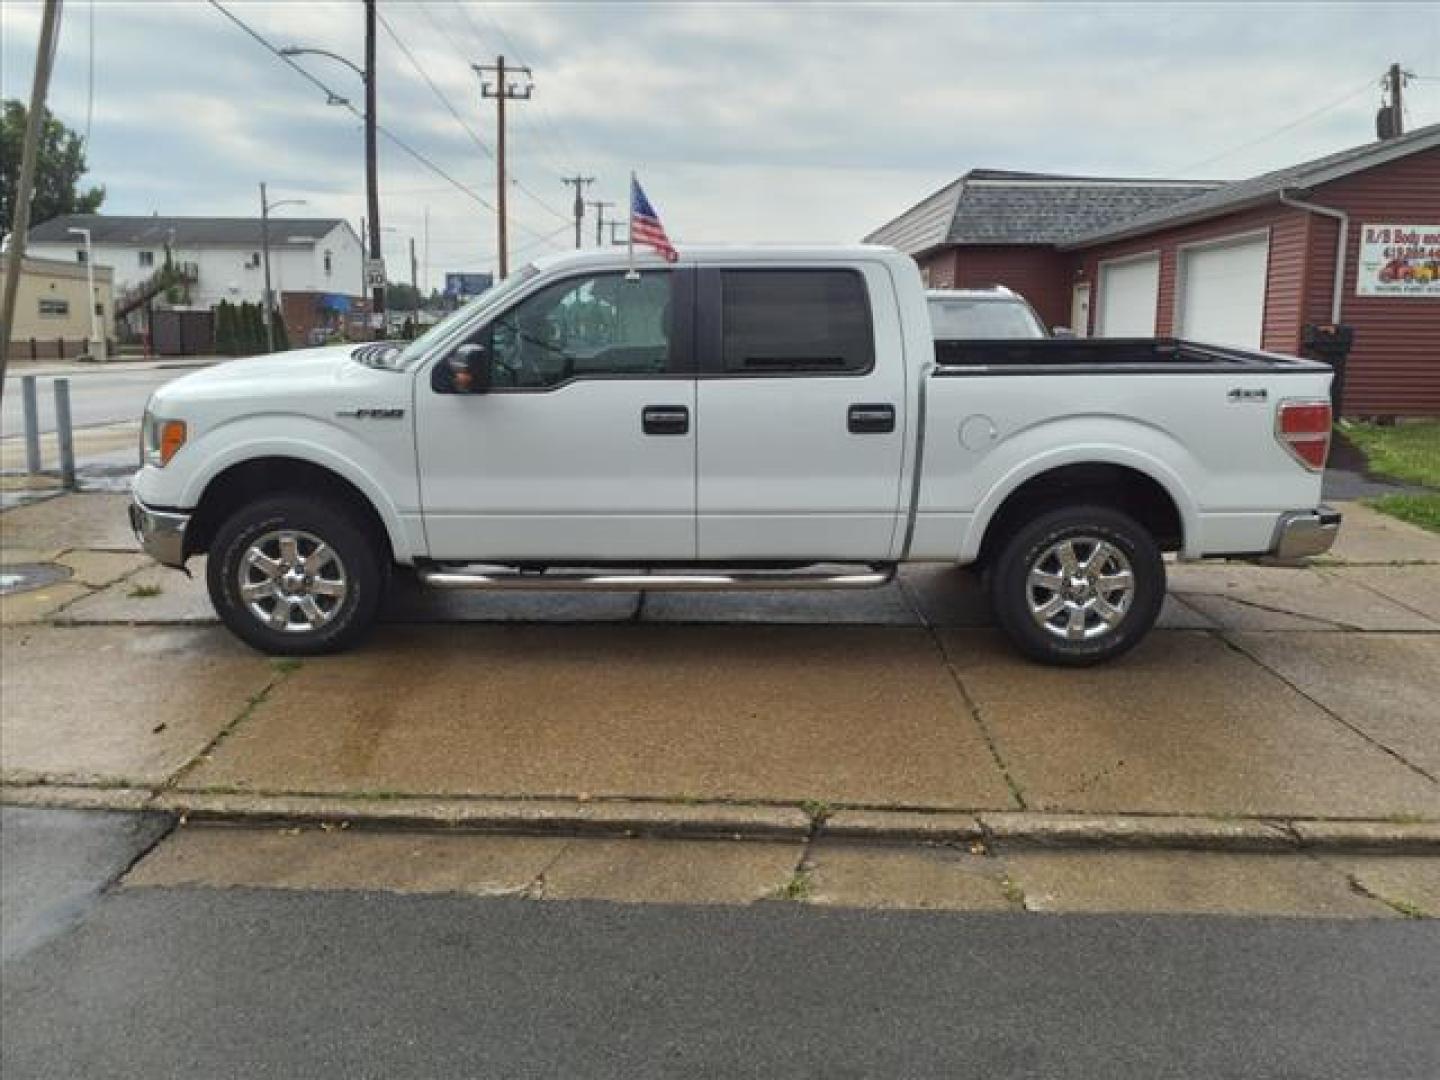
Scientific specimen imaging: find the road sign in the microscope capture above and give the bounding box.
[365,259,387,289]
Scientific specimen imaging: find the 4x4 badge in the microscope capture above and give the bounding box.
[1226,388,1267,403]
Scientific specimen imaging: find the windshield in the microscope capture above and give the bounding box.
[928,297,1045,340]
[394,264,541,367]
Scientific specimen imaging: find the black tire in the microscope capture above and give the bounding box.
[989,504,1164,667]
[207,495,385,656]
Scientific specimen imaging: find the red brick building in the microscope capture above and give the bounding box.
[867,124,1440,416]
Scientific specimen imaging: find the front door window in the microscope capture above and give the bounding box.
[487,271,672,388]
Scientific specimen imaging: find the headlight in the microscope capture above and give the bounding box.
[142,411,188,467]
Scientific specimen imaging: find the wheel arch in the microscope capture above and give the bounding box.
[184,456,400,563]
[970,457,1192,568]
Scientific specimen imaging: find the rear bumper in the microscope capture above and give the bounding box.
[1270,506,1342,560]
[129,493,191,568]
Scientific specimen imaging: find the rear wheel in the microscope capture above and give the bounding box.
[207,495,384,655]
[989,504,1164,666]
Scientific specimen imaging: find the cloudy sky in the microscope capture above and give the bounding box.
[4,1,1438,288]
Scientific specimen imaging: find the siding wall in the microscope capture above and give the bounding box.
[919,245,1073,329]
[1301,148,1440,416]
[1071,204,1309,353]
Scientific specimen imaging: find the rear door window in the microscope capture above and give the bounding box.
[718,269,874,374]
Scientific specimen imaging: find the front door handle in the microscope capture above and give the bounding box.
[848,403,896,434]
[642,405,690,436]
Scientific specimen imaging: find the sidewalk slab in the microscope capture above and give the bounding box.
[803,841,1014,911]
[0,579,90,624]
[385,572,639,623]
[939,629,1440,820]
[1321,501,1440,565]
[1229,632,1440,779]
[57,560,215,625]
[1320,856,1440,916]
[0,626,274,787]
[0,491,136,552]
[1168,563,1438,631]
[125,824,569,897]
[896,565,992,627]
[640,583,919,625]
[183,624,1015,810]
[1323,565,1440,624]
[1005,851,1395,917]
[537,837,802,904]
[55,550,149,589]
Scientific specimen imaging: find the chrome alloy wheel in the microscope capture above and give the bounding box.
[239,529,349,633]
[1025,536,1135,642]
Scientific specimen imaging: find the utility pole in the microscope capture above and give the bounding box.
[1,0,63,394]
[474,55,533,279]
[1388,62,1405,137]
[364,0,384,337]
[562,175,595,249]
[587,200,615,248]
[409,236,420,336]
[260,184,307,353]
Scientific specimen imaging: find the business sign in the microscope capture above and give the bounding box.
[364,259,387,289]
[444,272,494,300]
[1356,223,1440,296]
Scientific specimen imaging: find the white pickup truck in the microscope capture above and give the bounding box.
[131,245,1339,665]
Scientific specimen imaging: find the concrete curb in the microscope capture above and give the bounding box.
[3,784,1439,852]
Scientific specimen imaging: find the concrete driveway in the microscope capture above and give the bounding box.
[4,492,1439,841]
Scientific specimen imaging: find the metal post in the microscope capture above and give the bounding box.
[53,377,75,489]
[261,181,274,354]
[21,375,42,475]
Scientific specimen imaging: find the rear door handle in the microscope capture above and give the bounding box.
[642,405,690,435]
[848,403,895,434]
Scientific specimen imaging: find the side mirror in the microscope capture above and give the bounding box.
[445,342,492,393]
[1051,326,1077,339]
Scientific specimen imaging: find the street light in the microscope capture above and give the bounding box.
[259,183,308,354]
[281,22,385,338]
[66,227,106,364]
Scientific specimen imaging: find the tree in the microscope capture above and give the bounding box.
[1,100,105,231]
[386,280,421,311]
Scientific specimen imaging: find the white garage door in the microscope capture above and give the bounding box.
[1177,233,1269,348]
[1096,255,1160,336]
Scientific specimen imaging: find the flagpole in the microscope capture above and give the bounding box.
[626,171,639,281]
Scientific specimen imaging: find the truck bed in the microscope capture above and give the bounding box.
[933,337,1332,375]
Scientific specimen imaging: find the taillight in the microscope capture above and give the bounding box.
[1276,400,1331,471]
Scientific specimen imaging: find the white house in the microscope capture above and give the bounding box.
[27,214,365,309]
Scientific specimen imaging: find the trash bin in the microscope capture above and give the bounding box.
[1301,323,1354,417]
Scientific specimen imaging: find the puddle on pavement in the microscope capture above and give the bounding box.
[0,562,73,595]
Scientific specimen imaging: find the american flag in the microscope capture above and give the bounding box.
[630,175,678,263]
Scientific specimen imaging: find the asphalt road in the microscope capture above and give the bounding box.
[3,811,1438,1079]
[0,367,185,436]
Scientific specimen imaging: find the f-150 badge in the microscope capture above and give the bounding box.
[336,407,405,419]
[1227,388,1268,403]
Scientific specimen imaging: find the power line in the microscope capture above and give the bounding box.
[207,0,565,250]
[406,0,573,223]
[1172,76,1380,174]
[449,0,584,171]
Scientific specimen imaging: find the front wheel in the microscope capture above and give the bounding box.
[989,505,1165,666]
[207,495,385,655]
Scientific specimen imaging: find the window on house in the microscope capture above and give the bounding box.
[324,250,333,276]
[39,298,70,317]
[139,250,155,268]
[76,249,87,264]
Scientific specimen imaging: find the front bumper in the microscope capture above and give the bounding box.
[129,493,191,568]
[1270,506,1342,560]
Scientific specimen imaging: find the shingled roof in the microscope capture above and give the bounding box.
[1062,121,1440,247]
[865,171,1221,254]
[28,214,348,248]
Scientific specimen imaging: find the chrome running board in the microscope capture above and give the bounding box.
[418,564,895,592]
